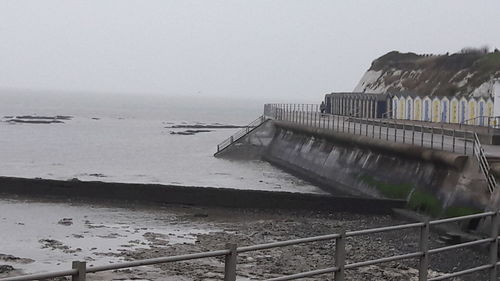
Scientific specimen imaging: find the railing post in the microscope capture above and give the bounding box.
[441,127,444,150]
[489,211,499,281]
[379,120,381,139]
[371,119,375,138]
[334,231,346,281]
[386,122,389,141]
[430,127,434,149]
[394,121,397,142]
[472,134,476,157]
[464,131,467,155]
[421,125,424,147]
[224,243,238,281]
[365,118,367,136]
[418,220,430,281]
[452,129,456,153]
[412,124,415,145]
[72,261,86,281]
[403,123,406,143]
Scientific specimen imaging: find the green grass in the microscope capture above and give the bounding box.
[474,52,500,72]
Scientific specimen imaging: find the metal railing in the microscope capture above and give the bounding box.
[215,116,267,154]
[266,104,476,156]
[265,104,497,193]
[462,116,500,130]
[3,211,500,281]
[474,132,497,193]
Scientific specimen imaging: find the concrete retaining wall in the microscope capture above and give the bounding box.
[222,120,492,217]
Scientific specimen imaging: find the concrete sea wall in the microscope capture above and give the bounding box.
[224,120,492,218]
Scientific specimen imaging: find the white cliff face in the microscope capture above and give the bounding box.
[353,51,500,97]
[353,70,384,93]
[472,80,495,98]
[354,67,498,98]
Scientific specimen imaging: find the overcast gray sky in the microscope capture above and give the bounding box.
[1,0,500,100]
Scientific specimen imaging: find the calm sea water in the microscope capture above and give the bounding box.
[0,91,322,193]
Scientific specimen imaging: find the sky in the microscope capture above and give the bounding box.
[1,0,500,101]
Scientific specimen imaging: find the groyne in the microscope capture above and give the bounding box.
[0,176,404,214]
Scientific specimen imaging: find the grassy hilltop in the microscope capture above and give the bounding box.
[354,48,500,98]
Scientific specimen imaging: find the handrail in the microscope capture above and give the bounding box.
[267,103,476,156]
[4,210,500,281]
[381,110,393,119]
[215,115,267,154]
[462,115,500,126]
[473,132,497,193]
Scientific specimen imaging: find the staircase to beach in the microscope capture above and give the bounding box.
[214,116,268,157]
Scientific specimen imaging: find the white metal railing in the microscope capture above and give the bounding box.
[3,211,500,281]
[215,115,267,154]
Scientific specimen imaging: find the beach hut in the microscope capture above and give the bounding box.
[431,97,441,122]
[487,98,495,126]
[423,97,432,121]
[404,96,412,120]
[450,97,459,123]
[392,96,399,119]
[414,97,422,121]
[468,98,477,124]
[399,95,406,119]
[441,97,450,123]
[459,97,468,124]
[478,98,486,126]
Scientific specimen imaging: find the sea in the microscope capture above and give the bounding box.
[0,91,327,275]
[0,91,322,193]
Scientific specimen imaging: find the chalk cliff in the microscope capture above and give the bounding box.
[354,49,500,98]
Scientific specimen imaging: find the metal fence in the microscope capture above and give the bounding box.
[265,104,476,156]
[460,116,500,132]
[265,103,497,193]
[215,116,267,154]
[3,211,500,281]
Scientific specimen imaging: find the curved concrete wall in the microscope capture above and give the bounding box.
[259,122,491,217]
